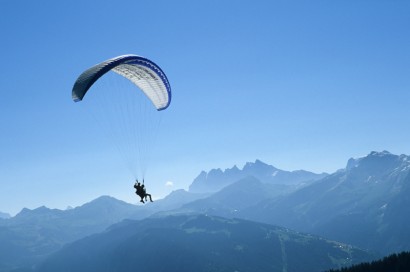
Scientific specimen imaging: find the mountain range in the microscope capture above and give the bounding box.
[189,159,327,193]
[37,214,375,272]
[0,192,207,271]
[243,151,410,255]
[175,151,410,255]
[1,151,409,271]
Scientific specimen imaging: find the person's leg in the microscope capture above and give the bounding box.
[146,194,153,202]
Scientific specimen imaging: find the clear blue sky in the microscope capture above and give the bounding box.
[1,0,409,215]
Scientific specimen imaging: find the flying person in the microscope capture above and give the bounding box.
[133,180,153,203]
[134,180,145,203]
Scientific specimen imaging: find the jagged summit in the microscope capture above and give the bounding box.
[189,159,327,193]
[243,159,277,171]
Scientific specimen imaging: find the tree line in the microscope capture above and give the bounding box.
[327,251,410,272]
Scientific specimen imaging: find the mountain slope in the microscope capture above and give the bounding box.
[177,176,294,218]
[37,214,376,272]
[241,151,410,254]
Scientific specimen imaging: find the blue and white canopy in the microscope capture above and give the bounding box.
[72,54,171,111]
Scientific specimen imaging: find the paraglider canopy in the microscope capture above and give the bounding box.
[71,54,171,180]
[72,54,171,110]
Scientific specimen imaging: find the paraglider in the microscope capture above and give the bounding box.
[72,54,171,109]
[72,54,171,203]
[134,180,153,203]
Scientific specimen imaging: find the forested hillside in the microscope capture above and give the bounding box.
[327,251,410,272]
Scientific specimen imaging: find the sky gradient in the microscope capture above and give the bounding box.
[1,0,409,215]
